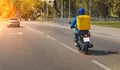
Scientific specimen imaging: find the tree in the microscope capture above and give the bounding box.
[92,0,109,17]
[10,0,36,20]
[8,0,120,19]
[0,0,16,19]
[108,0,120,17]
[78,0,89,15]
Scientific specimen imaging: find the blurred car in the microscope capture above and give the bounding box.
[7,17,20,27]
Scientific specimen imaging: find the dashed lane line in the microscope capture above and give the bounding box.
[10,32,23,35]
[92,60,112,70]
[25,25,113,70]
[26,26,44,35]
[26,26,79,54]
[46,35,56,41]
[60,43,79,53]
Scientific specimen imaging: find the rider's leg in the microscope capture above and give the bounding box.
[74,32,79,46]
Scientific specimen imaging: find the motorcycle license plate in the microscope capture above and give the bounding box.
[83,37,90,42]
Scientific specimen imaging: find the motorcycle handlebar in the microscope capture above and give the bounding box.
[69,22,71,24]
[69,21,76,29]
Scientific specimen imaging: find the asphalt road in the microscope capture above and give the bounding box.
[0,21,119,70]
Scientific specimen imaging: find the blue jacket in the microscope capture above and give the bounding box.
[70,16,79,33]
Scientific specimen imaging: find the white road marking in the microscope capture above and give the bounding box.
[46,35,56,41]
[18,32,23,35]
[10,33,14,35]
[10,32,23,35]
[0,26,4,31]
[60,43,79,53]
[26,26,44,35]
[92,60,112,70]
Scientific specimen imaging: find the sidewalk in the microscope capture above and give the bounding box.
[90,25,120,42]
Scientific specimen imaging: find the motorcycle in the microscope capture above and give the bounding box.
[77,30,93,54]
[69,22,93,54]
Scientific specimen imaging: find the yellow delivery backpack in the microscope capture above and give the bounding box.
[77,15,90,30]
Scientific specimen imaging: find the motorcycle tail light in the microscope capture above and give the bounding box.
[84,34,88,37]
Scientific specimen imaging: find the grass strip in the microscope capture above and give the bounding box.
[91,22,120,28]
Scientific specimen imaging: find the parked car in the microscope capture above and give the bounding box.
[7,17,20,27]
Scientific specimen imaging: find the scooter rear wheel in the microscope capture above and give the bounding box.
[84,43,89,54]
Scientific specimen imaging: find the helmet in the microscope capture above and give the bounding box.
[78,8,85,15]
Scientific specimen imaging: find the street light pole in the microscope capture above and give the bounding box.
[69,0,71,21]
[64,1,66,18]
[61,0,63,19]
[47,3,48,20]
[89,0,91,17]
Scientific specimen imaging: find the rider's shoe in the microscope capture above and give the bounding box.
[88,43,94,48]
[74,43,77,46]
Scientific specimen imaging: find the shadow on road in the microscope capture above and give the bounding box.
[19,26,25,28]
[87,49,119,56]
[7,26,25,28]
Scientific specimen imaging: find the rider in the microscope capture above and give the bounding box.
[70,8,85,46]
